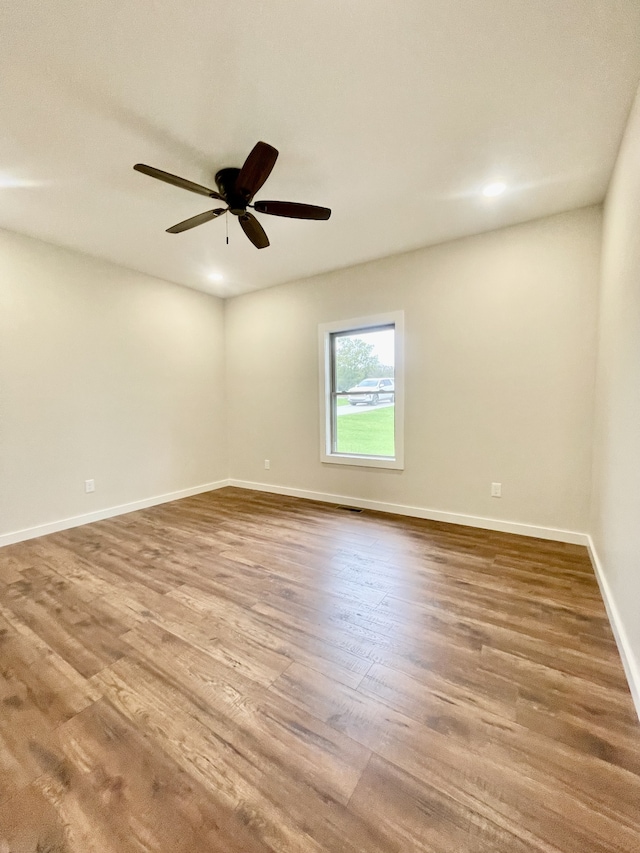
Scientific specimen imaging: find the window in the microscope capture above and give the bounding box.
[319,312,404,468]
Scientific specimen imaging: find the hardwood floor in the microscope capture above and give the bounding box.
[0,487,638,852]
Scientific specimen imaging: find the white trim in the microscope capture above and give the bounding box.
[228,479,588,545]
[0,480,230,548]
[587,537,640,722]
[318,311,405,469]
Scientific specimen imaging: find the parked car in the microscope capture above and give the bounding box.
[347,378,394,405]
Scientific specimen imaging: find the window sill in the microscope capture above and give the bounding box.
[321,452,404,470]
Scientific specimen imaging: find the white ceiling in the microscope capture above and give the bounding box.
[1,1,640,297]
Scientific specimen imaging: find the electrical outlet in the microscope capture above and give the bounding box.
[264,459,270,470]
[85,479,95,493]
[491,482,502,498]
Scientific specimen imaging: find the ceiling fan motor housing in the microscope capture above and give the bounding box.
[215,167,246,215]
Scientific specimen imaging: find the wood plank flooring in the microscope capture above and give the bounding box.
[0,487,638,852]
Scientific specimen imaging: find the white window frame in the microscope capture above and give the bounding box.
[318,311,404,469]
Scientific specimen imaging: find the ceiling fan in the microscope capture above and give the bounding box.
[133,141,331,249]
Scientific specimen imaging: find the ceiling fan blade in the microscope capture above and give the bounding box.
[239,212,270,249]
[134,164,223,200]
[253,200,331,220]
[235,142,279,201]
[166,208,226,234]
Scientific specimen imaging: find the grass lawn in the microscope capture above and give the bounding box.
[335,405,395,456]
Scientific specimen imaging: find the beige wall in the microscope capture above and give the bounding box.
[225,207,601,535]
[0,229,226,539]
[591,87,640,696]
[0,205,604,543]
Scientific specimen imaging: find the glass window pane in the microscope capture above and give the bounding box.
[332,326,395,458]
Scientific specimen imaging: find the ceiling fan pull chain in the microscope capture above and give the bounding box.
[226,210,229,245]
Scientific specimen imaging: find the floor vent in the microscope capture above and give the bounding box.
[336,505,364,513]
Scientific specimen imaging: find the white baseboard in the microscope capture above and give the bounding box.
[587,537,640,722]
[1,477,589,550]
[227,479,589,545]
[0,480,230,548]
